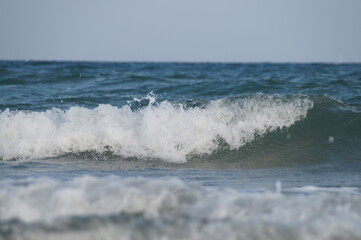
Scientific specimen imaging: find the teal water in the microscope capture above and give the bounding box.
[1,62,360,110]
[0,61,361,239]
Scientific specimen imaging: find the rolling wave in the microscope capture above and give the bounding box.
[0,94,360,167]
[0,94,312,162]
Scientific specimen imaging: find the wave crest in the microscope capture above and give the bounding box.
[0,94,313,162]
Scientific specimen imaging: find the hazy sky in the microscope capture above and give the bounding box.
[1,0,361,62]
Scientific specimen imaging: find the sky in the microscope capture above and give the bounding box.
[1,0,361,62]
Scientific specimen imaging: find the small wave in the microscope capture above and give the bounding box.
[0,94,312,162]
[1,176,361,240]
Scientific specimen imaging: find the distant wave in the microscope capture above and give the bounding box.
[0,93,313,162]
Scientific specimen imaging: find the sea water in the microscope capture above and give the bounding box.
[0,61,360,239]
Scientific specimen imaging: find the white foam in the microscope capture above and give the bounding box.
[1,176,361,240]
[0,94,313,162]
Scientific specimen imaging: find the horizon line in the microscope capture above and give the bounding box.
[1,59,360,64]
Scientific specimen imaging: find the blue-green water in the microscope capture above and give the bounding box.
[0,61,361,239]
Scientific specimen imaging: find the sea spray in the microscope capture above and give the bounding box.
[0,94,313,162]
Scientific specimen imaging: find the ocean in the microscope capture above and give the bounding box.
[0,61,360,240]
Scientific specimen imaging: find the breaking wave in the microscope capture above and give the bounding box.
[0,94,313,162]
[1,176,361,240]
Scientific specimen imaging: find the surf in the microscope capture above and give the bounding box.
[0,93,312,162]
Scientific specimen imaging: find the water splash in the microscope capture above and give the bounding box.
[0,94,313,162]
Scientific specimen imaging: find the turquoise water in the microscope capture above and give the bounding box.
[0,61,361,239]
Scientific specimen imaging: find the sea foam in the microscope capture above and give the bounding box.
[1,176,360,240]
[0,94,313,162]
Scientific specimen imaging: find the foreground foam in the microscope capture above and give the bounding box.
[0,176,360,240]
[0,94,313,162]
